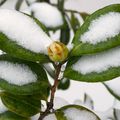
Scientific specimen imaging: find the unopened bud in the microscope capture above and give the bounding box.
[48,41,69,62]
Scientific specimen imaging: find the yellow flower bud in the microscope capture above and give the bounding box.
[48,41,69,62]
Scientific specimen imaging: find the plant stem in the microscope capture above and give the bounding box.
[38,63,62,120]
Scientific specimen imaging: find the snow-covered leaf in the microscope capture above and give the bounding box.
[0,9,52,63]
[0,55,48,97]
[71,4,120,56]
[29,2,64,29]
[47,105,100,120]
[0,111,30,120]
[104,77,120,100]
[0,92,41,117]
[41,105,101,120]
[64,47,120,82]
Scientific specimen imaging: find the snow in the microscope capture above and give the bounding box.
[0,9,52,54]
[64,108,98,120]
[105,77,120,96]
[53,97,69,109]
[0,61,37,86]
[72,47,120,74]
[0,98,7,113]
[80,12,120,44]
[29,2,64,28]
[27,0,36,4]
[31,114,39,120]
[43,114,57,120]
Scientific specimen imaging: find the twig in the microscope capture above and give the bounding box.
[38,63,62,120]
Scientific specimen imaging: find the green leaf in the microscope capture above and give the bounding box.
[0,55,48,98]
[70,13,81,33]
[0,111,30,120]
[0,10,51,63]
[60,18,70,45]
[30,3,64,30]
[114,108,120,120]
[58,0,64,11]
[0,92,40,117]
[71,4,120,56]
[80,12,90,21]
[15,0,23,11]
[55,110,67,120]
[59,105,100,120]
[44,105,100,120]
[64,47,120,82]
[58,78,70,90]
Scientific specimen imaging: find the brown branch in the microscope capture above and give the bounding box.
[38,63,62,120]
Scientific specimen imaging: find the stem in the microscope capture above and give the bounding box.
[38,63,62,120]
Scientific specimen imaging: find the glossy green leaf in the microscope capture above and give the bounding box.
[58,78,70,90]
[57,105,100,120]
[80,12,90,21]
[1,93,40,117]
[0,55,48,98]
[70,13,81,33]
[60,17,70,45]
[71,4,120,56]
[0,111,30,120]
[0,10,51,63]
[44,105,100,120]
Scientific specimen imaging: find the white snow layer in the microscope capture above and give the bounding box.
[0,61,37,85]
[29,2,63,28]
[64,108,98,120]
[0,9,52,54]
[72,47,120,74]
[43,114,57,120]
[0,98,7,113]
[81,12,120,44]
[54,97,69,109]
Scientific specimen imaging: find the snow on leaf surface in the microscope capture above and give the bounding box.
[72,47,120,74]
[43,114,57,120]
[0,9,52,54]
[0,61,37,85]
[0,98,7,113]
[29,2,63,28]
[81,12,120,44]
[64,108,98,120]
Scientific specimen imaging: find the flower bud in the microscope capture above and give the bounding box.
[48,41,69,62]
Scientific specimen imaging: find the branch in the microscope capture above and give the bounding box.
[38,63,62,120]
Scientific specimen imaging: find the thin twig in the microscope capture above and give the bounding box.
[38,63,62,120]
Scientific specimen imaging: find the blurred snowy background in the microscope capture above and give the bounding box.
[1,0,120,118]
